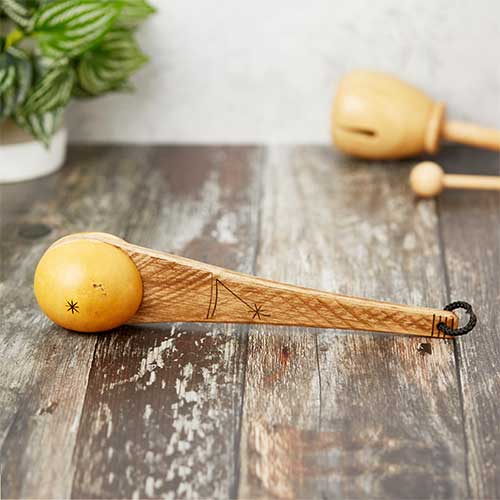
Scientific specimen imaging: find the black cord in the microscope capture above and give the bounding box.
[437,301,477,337]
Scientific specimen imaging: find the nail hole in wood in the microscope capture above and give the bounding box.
[417,343,432,355]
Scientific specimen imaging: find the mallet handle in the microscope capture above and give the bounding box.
[102,238,457,339]
[443,120,500,151]
[444,173,500,191]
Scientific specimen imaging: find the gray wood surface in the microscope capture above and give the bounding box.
[438,147,500,500]
[0,145,498,499]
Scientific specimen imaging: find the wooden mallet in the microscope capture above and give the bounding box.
[331,70,500,159]
[410,161,500,198]
[33,232,477,338]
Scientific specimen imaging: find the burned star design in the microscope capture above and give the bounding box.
[66,300,79,314]
[251,303,270,320]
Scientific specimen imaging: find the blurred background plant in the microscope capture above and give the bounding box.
[0,0,154,145]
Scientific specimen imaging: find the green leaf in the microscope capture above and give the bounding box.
[116,0,155,28]
[76,28,147,95]
[0,86,17,119]
[70,81,93,97]
[15,107,64,145]
[23,65,74,113]
[0,55,16,94]
[33,53,70,77]
[33,0,121,58]
[1,0,36,30]
[13,54,33,106]
[0,48,33,118]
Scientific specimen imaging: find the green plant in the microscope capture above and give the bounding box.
[0,0,154,145]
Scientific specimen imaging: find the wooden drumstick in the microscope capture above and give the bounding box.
[410,161,500,197]
[33,232,476,339]
[331,70,500,159]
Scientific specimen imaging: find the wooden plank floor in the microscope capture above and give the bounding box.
[0,145,498,499]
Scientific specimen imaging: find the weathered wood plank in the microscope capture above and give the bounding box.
[438,146,500,499]
[3,144,498,499]
[0,146,155,498]
[238,146,467,499]
[70,146,262,499]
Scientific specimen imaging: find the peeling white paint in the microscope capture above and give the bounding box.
[146,371,157,386]
[69,414,80,434]
[145,476,155,497]
[142,329,236,499]
[211,212,238,244]
[95,326,236,498]
[110,329,177,390]
[403,233,417,251]
[143,404,153,425]
[169,170,221,253]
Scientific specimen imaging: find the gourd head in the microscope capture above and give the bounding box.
[34,233,143,332]
[331,70,444,159]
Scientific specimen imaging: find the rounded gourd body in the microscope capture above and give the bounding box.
[34,238,143,332]
[332,71,444,159]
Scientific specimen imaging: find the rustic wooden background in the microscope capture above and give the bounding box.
[1,145,498,499]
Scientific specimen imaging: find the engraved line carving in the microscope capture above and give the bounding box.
[206,275,215,319]
[206,275,270,320]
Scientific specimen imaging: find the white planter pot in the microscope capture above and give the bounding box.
[0,120,67,183]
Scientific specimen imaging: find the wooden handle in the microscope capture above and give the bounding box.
[443,120,500,151]
[101,234,458,338]
[410,162,500,197]
[444,173,500,191]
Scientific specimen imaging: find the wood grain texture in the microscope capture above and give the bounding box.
[69,146,262,499]
[123,243,456,337]
[238,146,467,499]
[438,146,500,499]
[0,144,497,499]
[0,146,154,498]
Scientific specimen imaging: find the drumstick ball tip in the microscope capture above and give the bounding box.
[409,161,445,197]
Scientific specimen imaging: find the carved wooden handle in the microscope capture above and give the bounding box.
[443,121,500,152]
[35,233,460,338]
[121,241,455,338]
[410,162,500,197]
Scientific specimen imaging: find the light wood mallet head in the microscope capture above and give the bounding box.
[331,70,500,159]
[33,232,477,339]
